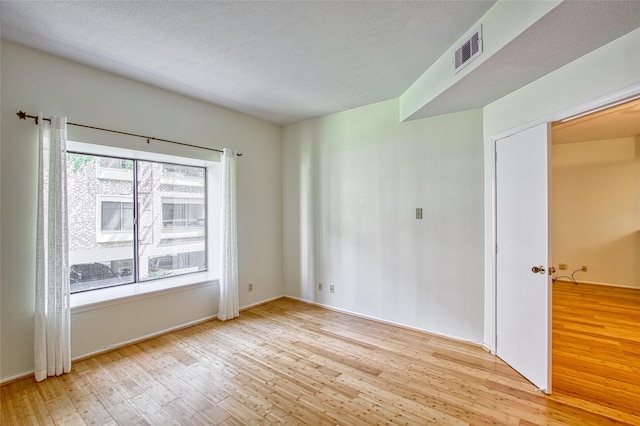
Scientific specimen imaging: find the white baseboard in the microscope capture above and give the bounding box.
[555,279,639,290]
[0,369,36,386]
[73,314,219,362]
[283,295,485,349]
[239,294,285,312]
[1,314,218,385]
[2,294,288,385]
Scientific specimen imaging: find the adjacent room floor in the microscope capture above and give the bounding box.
[551,280,640,423]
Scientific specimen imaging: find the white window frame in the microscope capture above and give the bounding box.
[68,140,220,309]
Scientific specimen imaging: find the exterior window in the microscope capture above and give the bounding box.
[67,153,208,293]
[162,164,205,178]
[101,201,133,231]
[162,202,205,228]
[100,157,131,170]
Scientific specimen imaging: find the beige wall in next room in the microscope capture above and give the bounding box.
[552,136,640,289]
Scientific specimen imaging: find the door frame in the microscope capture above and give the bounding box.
[487,85,640,366]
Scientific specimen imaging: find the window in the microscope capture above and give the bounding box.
[101,201,133,231]
[97,157,133,181]
[162,164,205,179]
[162,201,205,228]
[100,157,131,170]
[67,153,208,293]
[96,196,136,243]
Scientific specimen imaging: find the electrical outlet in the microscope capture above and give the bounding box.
[329,285,335,293]
[248,283,253,292]
[416,208,423,220]
[581,265,588,272]
[318,282,323,291]
[559,263,567,270]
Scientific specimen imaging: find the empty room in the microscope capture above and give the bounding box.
[1,1,639,424]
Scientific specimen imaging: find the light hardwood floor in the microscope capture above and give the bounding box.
[2,296,638,425]
[551,281,640,423]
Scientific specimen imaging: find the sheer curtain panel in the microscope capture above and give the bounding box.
[218,148,239,321]
[34,114,71,381]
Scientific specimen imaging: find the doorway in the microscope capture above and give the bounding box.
[548,98,640,420]
[493,93,640,409]
[551,97,640,289]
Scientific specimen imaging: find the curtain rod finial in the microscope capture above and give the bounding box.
[17,111,27,120]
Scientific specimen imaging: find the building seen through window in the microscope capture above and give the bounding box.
[67,153,207,293]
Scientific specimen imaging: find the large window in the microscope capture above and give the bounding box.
[67,153,207,293]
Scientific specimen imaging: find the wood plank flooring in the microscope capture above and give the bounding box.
[550,281,640,422]
[2,296,638,425]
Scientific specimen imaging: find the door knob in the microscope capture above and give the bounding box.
[531,265,546,274]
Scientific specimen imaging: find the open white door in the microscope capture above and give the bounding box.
[496,123,552,393]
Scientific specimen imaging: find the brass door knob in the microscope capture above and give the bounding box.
[531,265,546,274]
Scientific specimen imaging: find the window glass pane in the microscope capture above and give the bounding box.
[162,164,205,178]
[162,202,205,228]
[67,153,135,293]
[100,157,130,169]
[138,161,207,280]
[122,202,134,231]
[101,201,121,231]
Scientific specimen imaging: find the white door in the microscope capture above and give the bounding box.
[495,123,552,393]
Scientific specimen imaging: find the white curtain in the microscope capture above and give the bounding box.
[34,114,71,382]
[218,148,239,321]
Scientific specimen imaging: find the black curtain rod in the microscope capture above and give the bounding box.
[16,111,242,156]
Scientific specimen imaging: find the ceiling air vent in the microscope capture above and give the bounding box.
[454,25,482,74]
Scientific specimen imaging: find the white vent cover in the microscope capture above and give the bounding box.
[454,25,482,74]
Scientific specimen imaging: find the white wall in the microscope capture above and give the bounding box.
[283,99,485,342]
[552,137,639,288]
[482,28,640,349]
[0,40,283,381]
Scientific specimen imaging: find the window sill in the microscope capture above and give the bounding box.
[70,273,219,313]
[95,232,134,243]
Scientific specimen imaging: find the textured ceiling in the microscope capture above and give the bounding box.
[2,1,639,126]
[0,1,496,124]
[553,98,640,145]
